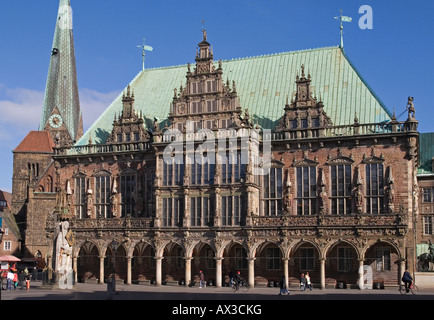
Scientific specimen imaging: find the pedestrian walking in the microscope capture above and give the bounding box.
[305,272,312,290]
[300,273,306,291]
[199,270,205,288]
[278,274,290,295]
[25,273,31,290]
[18,270,26,290]
[6,270,14,291]
[13,271,18,289]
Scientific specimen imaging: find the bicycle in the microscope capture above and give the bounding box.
[232,279,250,292]
[399,282,418,295]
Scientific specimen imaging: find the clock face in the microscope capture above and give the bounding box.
[49,114,63,128]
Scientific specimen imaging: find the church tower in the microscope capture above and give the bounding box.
[39,0,83,146]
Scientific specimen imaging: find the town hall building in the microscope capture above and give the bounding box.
[11,0,423,289]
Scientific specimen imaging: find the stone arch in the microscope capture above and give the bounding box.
[162,241,185,284]
[325,239,362,261]
[363,239,402,287]
[222,240,249,282]
[76,240,101,283]
[289,239,322,287]
[104,239,128,284]
[191,241,216,286]
[255,241,285,286]
[131,240,155,284]
[324,239,361,289]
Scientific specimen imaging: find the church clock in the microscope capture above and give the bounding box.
[49,114,63,129]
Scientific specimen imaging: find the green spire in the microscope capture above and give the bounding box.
[39,0,82,143]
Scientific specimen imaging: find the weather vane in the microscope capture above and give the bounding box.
[334,10,352,51]
[137,38,153,71]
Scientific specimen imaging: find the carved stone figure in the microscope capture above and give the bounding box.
[407,96,415,118]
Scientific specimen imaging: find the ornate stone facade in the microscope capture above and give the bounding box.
[17,30,420,290]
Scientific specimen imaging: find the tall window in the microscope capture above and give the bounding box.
[423,187,434,203]
[221,152,246,184]
[144,172,155,217]
[375,247,391,271]
[338,247,353,272]
[191,162,215,185]
[263,167,283,216]
[221,195,242,226]
[190,197,211,227]
[424,216,434,235]
[163,158,184,186]
[75,174,86,219]
[330,164,352,215]
[365,163,384,214]
[162,197,183,227]
[235,247,248,270]
[300,248,314,271]
[296,166,317,215]
[266,247,281,270]
[121,173,136,217]
[95,174,111,218]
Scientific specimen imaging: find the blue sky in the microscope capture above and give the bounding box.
[0,0,433,192]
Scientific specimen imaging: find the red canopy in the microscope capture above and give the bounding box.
[0,255,21,262]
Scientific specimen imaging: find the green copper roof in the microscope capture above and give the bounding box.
[77,46,392,145]
[40,0,82,141]
[418,133,434,175]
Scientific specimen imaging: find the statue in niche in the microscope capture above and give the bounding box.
[283,169,292,215]
[86,189,94,218]
[387,173,395,213]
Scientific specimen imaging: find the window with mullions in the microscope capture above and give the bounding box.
[75,174,87,219]
[263,167,283,216]
[423,187,434,203]
[235,247,248,270]
[266,248,281,270]
[330,165,352,215]
[424,216,434,235]
[162,197,184,227]
[190,197,211,227]
[120,174,136,217]
[337,247,353,272]
[296,166,317,215]
[365,163,384,214]
[191,161,215,185]
[95,174,111,218]
[144,172,155,218]
[221,195,242,226]
[221,152,246,184]
[163,158,184,186]
[300,248,314,271]
[375,247,391,271]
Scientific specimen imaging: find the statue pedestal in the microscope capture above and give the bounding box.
[54,270,75,290]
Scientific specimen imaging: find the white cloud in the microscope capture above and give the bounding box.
[0,85,119,192]
[0,85,119,138]
[79,88,119,130]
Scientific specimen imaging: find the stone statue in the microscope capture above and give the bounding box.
[86,189,94,218]
[55,220,74,289]
[407,96,415,118]
[110,193,119,217]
